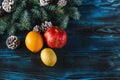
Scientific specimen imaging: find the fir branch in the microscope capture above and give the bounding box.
[14,23,23,31]
[7,25,16,35]
[12,5,24,23]
[0,31,4,34]
[0,30,4,34]
[20,10,31,30]
[55,9,64,15]
[65,7,80,20]
[29,0,39,5]
[45,5,63,13]
[2,15,10,22]
[0,20,7,34]
[39,8,49,21]
[68,0,82,6]
[60,15,69,29]
[45,5,56,11]
[44,5,64,20]
[21,0,27,8]
[0,0,81,35]
[30,6,41,18]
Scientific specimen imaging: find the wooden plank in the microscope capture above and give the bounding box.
[0,0,120,79]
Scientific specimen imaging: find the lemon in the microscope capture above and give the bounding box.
[40,48,57,67]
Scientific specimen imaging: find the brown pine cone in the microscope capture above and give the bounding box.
[33,25,40,32]
[40,0,52,6]
[40,21,52,32]
[6,36,20,49]
[2,0,14,13]
[57,0,67,7]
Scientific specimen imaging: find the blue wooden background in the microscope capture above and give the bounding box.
[0,0,120,79]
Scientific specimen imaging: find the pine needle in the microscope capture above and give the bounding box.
[0,20,7,34]
[68,0,82,6]
[65,7,80,20]
[20,10,31,30]
[60,15,69,29]
[0,0,81,35]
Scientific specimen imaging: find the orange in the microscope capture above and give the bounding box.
[25,31,44,53]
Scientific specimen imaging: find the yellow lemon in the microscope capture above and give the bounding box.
[40,48,57,67]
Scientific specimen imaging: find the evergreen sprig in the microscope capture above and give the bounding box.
[0,0,81,35]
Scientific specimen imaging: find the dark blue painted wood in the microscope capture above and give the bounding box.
[0,0,120,79]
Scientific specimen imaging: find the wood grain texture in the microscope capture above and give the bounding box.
[0,0,120,79]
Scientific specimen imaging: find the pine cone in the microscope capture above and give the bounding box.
[57,0,67,7]
[40,21,52,32]
[40,0,52,6]
[33,25,40,32]
[2,0,14,13]
[6,36,20,49]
